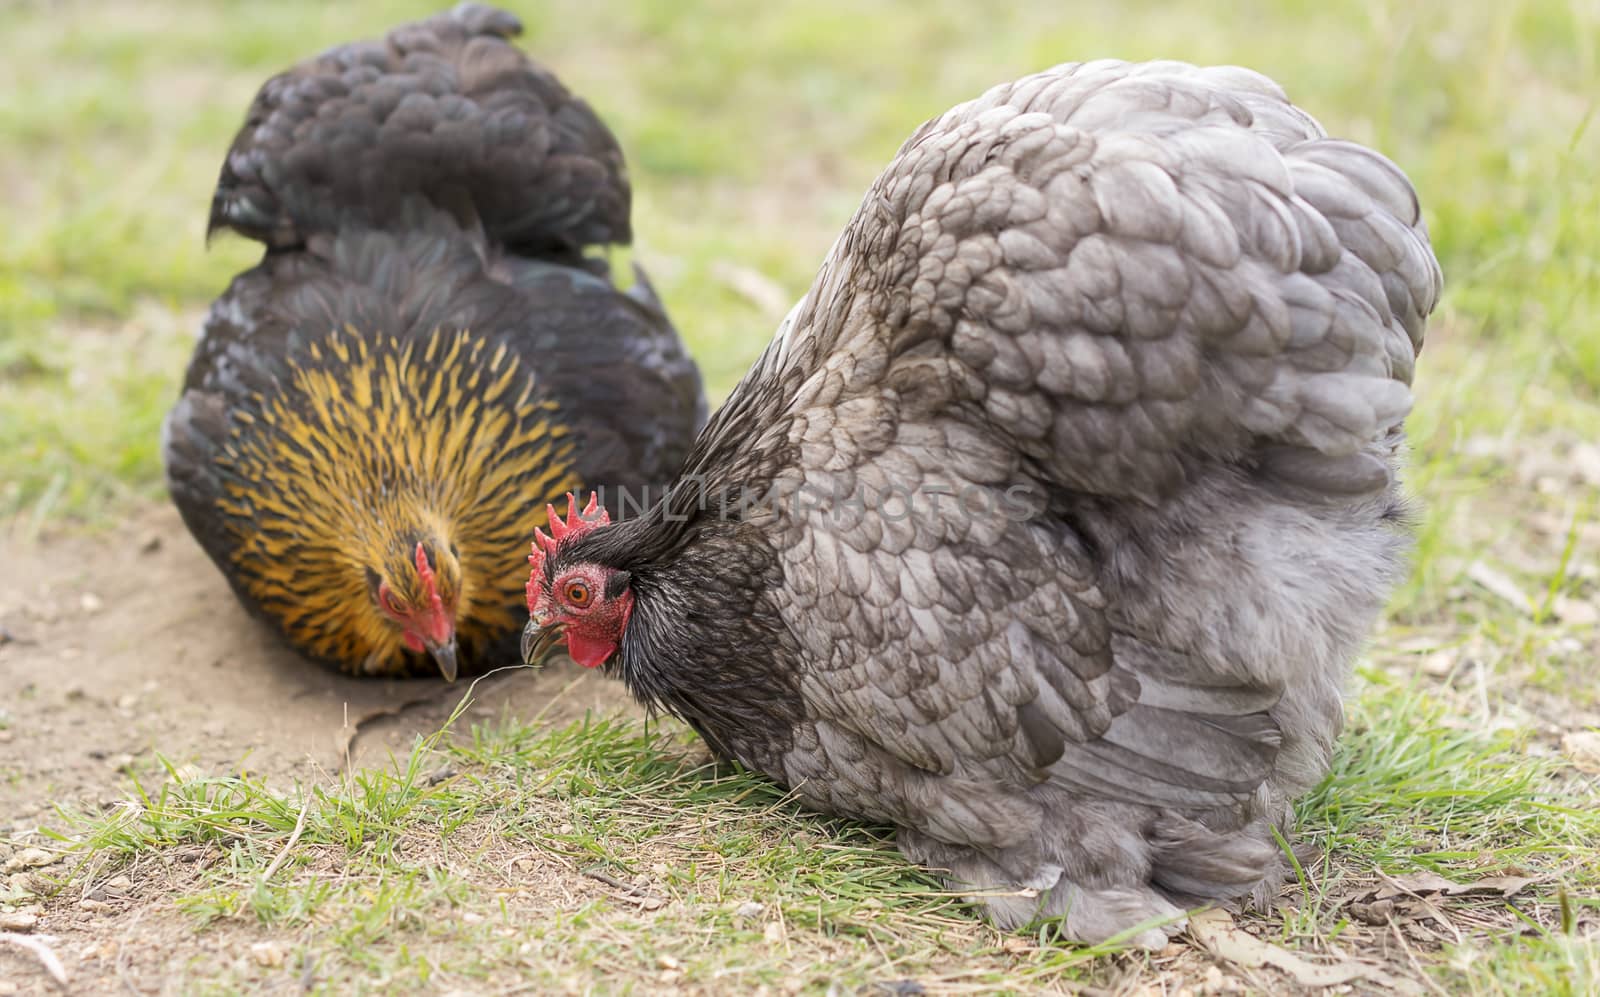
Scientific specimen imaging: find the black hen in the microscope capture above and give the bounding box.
[164,4,705,680]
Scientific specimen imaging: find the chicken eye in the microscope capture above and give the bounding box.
[379,587,408,616]
[564,580,591,607]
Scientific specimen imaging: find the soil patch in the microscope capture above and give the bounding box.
[0,504,639,824]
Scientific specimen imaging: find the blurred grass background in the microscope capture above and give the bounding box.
[2,0,1596,529]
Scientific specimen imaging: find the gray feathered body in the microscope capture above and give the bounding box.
[552,60,1441,945]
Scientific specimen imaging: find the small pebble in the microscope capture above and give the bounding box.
[80,593,104,613]
[1554,595,1600,626]
[80,940,118,961]
[249,941,287,968]
[0,911,37,931]
[1564,730,1600,773]
[3,848,55,872]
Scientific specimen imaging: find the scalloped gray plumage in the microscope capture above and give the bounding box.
[536,58,1443,948]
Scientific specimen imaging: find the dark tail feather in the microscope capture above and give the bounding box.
[210,4,630,255]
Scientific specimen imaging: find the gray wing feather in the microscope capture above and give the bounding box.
[754,60,1439,821]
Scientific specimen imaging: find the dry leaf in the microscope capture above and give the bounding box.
[1375,871,1458,899]
[1188,908,1394,989]
[1376,871,1535,900]
[1348,899,1397,926]
[1444,876,1537,898]
[1411,897,1463,943]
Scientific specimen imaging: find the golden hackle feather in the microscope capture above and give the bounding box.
[213,325,580,673]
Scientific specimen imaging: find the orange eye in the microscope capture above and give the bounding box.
[564,580,591,607]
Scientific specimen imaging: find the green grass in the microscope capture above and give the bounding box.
[18,683,1595,993]
[35,710,1133,992]
[3,0,1598,992]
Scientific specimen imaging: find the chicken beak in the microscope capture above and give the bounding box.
[521,618,564,668]
[426,637,460,683]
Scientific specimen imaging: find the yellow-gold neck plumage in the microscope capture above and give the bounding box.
[214,325,581,673]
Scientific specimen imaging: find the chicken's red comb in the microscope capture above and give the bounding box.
[526,493,610,612]
[414,542,450,641]
[415,542,435,592]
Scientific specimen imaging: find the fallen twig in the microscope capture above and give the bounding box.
[582,866,650,897]
[581,866,665,909]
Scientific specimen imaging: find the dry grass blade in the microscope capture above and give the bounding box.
[259,797,310,883]
[0,931,69,985]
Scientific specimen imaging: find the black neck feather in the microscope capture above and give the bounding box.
[558,498,804,775]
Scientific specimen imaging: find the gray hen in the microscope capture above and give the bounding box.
[520,60,1442,947]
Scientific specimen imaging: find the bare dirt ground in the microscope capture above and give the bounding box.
[0,505,658,993]
[0,502,638,828]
